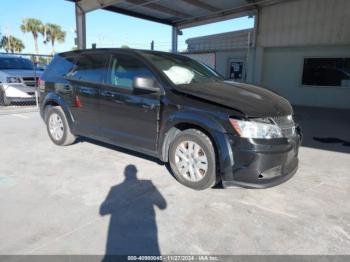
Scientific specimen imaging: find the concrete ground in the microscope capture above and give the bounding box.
[0,107,350,255]
[0,104,37,116]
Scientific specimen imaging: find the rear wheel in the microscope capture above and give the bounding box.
[169,129,217,190]
[0,90,11,106]
[45,106,76,146]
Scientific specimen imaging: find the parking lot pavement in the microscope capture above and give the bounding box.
[0,111,350,255]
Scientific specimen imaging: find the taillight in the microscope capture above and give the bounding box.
[38,78,45,91]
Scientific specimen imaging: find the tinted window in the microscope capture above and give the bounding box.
[302,58,350,87]
[70,53,109,83]
[44,55,75,79]
[108,54,155,90]
[0,57,34,70]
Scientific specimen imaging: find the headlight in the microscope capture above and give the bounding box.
[6,77,22,83]
[230,118,283,139]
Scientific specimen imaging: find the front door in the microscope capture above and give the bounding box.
[99,53,160,153]
[67,53,109,137]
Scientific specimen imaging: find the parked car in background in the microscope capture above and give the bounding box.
[34,62,47,72]
[39,49,302,190]
[0,54,40,106]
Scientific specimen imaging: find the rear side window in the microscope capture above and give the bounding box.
[43,55,75,80]
[108,54,155,90]
[70,53,109,83]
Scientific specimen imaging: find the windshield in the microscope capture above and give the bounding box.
[143,53,223,86]
[0,57,34,70]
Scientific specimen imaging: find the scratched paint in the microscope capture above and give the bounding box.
[0,176,16,187]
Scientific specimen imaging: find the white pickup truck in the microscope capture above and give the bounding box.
[0,54,42,106]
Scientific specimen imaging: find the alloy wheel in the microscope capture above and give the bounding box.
[48,113,64,141]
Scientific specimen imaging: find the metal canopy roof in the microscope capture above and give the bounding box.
[68,0,287,29]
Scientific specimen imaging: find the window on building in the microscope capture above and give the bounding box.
[302,58,350,87]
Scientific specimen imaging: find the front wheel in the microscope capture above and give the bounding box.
[45,106,76,146]
[169,129,217,190]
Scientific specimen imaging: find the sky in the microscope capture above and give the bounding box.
[0,0,254,55]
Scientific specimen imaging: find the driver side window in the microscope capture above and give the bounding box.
[108,55,155,90]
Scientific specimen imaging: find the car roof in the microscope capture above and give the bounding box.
[58,48,187,59]
[0,54,30,60]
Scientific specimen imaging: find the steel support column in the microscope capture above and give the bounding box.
[75,3,86,50]
[171,26,178,53]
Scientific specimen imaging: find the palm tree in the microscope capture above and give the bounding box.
[15,39,25,53]
[40,23,48,45]
[0,35,25,53]
[20,18,43,57]
[13,38,25,53]
[44,23,66,54]
[0,36,11,52]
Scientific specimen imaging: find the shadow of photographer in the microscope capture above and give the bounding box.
[100,164,167,258]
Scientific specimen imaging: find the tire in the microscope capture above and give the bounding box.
[0,90,11,106]
[45,106,76,146]
[169,129,217,190]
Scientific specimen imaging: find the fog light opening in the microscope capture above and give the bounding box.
[260,166,283,179]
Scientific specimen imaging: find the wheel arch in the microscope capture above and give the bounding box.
[41,93,74,128]
[161,122,217,161]
[159,112,234,180]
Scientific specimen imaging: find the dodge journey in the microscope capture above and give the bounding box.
[39,49,302,190]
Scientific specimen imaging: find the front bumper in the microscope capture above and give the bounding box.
[7,97,36,103]
[222,130,301,189]
[2,84,36,99]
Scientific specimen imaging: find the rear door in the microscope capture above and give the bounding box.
[99,53,160,153]
[40,54,76,104]
[67,53,109,137]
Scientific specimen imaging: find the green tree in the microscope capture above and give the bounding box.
[40,23,49,46]
[44,23,66,54]
[0,35,25,53]
[13,38,25,53]
[20,18,43,56]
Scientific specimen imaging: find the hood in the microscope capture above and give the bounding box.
[176,81,293,118]
[0,69,42,78]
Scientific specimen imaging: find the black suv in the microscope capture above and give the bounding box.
[39,48,301,190]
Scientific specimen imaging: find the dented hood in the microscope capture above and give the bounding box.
[176,81,293,118]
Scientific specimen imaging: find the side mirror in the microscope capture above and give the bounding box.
[133,77,159,92]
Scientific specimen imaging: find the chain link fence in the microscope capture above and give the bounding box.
[0,52,52,114]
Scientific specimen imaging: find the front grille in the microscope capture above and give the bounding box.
[271,115,296,138]
[22,77,38,87]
